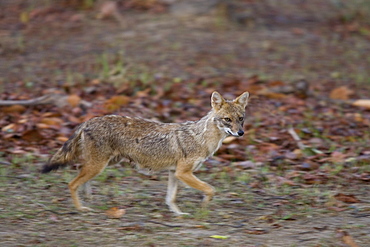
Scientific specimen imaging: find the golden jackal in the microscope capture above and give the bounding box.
[42,91,249,214]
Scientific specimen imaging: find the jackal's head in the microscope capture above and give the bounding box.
[211,91,249,137]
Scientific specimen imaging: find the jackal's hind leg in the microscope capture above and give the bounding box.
[166,170,189,215]
[69,161,106,212]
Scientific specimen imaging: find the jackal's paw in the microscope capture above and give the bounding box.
[201,197,212,206]
[78,206,94,212]
[175,211,190,216]
[171,208,190,216]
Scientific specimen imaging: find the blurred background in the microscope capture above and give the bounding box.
[1,0,369,90]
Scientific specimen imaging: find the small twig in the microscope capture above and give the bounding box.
[0,175,28,179]
[351,213,370,218]
[298,238,321,242]
[36,209,78,215]
[32,200,78,215]
[209,219,249,228]
[32,200,49,209]
[146,220,183,228]
[211,223,246,228]
[287,127,306,150]
[0,161,12,165]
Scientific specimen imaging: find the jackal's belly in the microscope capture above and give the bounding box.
[134,161,176,175]
[120,147,180,173]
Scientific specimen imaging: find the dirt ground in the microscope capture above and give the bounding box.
[1,1,370,246]
[1,164,370,247]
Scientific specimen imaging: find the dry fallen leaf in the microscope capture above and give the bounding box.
[51,197,66,203]
[245,84,264,94]
[40,117,63,126]
[327,206,348,212]
[257,88,287,99]
[2,123,16,132]
[56,136,69,142]
[118,225,142,231]
[210,235,230,239]
[276,176,296,186]
[36,123,52,129]
[21,129,44,142]
[1,105,27,113]
[105,207,126,218]
[336,229,360,247]
[105,95,130,111]
[291,28,305,35]
[359,173,370,181]
[136,88,151,97]
[329,86,353,100]
[97,1,119,19]
[194,225,206,229]
[352,99,370,110]
[245,229,268,235]
[67,94,81,107]
[334,193,361,203]
[352,113,363,122]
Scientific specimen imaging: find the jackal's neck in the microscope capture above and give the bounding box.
[194,110,226,141]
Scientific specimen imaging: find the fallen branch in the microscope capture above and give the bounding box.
[0,94,59,106]
[0,94,92,108]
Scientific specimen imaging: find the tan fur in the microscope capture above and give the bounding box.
[42,91,249,214]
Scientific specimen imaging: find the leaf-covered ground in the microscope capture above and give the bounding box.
[1,1,370,246]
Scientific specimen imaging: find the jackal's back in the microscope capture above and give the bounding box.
[73,115,190,171]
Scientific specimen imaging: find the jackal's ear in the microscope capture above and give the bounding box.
[234,91,249,108]
[211,91,225,110]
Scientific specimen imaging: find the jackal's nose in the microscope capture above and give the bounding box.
[237,130,244,136]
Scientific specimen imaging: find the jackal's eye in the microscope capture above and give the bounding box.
[224,118,232,122]
[239,117,244,121]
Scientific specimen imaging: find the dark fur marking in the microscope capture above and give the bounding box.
[83,128,95,141]
[41,162,68,174]
[62,142,71,152]
[62,132,76,152]
[135,138,139,144]
[83,128,92,135]
[175,134,187,158]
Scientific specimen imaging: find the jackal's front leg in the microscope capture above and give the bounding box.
[166,170,189,215]
[175,164,215,208]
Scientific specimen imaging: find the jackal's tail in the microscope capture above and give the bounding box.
[41,123,85,173]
